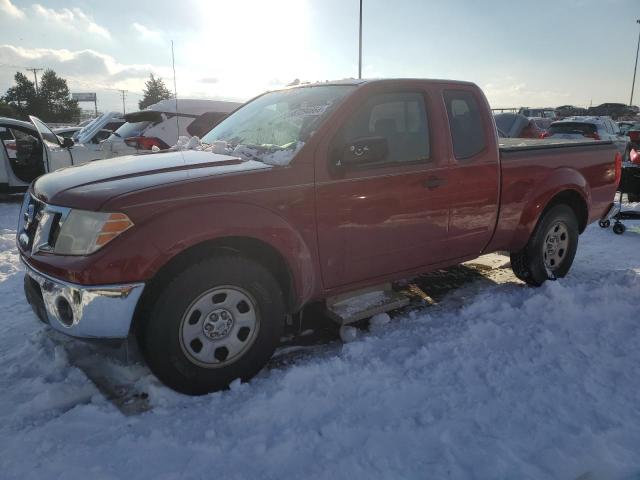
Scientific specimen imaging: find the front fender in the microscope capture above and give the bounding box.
[130,199,318,306]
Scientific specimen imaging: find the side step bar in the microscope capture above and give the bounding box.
[325,284,410,326]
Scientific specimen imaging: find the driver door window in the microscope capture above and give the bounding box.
[341,92,430,166]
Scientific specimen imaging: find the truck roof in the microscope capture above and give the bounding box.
[285,78,477,89]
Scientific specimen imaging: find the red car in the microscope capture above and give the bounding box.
[18,79,620,394]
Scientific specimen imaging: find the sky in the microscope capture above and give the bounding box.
[0,0,639,114]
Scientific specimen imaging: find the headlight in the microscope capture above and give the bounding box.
[53,210,133,255]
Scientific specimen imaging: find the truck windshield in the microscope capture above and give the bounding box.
[201,85,355,165]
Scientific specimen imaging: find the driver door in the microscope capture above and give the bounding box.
[315,89,452,289]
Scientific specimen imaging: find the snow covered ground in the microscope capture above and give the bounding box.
[1,199,640,480]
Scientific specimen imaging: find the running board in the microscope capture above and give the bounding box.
[326,284,410,326]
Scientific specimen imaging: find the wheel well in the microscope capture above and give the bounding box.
[543,189,589,233]
[131,237,296,334]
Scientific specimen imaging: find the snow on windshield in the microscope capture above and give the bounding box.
[201,85,355,166]
[161,135,302,166]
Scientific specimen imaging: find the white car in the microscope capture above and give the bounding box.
[72,111,126,145]
[545,116,629,156]
[102,99,242,158]
[0,116,106,194]
[1,102,240,194]
[54,112,126,149]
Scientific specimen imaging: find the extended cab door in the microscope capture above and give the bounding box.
[441,88,500,256]
[315,86,452,289]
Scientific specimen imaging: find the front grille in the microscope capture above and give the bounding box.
[18,194,45,252]
[17,194,70,254]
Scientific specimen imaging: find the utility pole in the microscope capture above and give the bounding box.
[631,19,640,106]
[358,0,363,79]
[118,89,127,115]
[26,68,43,94]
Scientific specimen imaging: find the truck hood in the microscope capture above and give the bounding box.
[33,149,271,210]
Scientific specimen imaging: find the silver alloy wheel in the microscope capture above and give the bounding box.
[542,221,569,270]
[179,286,260,368]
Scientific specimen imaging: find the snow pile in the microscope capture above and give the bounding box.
[230,141,304,166]
[163,135,304,166]
[173,135,202,151]
[1,201,640,479]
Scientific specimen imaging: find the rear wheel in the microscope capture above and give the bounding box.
[139,255,285,395]
[510,204,579,286]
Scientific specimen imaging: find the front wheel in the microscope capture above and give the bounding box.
[139,255,285,395]
[510,204,579,286]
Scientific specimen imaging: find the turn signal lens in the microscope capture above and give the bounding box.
[95,213,134,247]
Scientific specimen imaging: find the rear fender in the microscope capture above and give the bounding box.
[510,168,590,251]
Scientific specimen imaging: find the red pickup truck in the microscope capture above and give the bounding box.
[18,79,621,394]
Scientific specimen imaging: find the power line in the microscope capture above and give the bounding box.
[171,40,179,143]
[630,19,640,106]
[26,68,43,94]
[117,89,127,115]
[358,0,363,79]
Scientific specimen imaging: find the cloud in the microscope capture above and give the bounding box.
[0,44,168,91]
[132,22,162,42]
[199,77,219,84]
[32,4,111,39]
[0,0,24,19]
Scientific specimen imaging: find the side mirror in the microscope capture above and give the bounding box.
[338,136,389,167]
[61,137,74,149]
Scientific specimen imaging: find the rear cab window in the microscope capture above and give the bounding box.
[443,90,486,160]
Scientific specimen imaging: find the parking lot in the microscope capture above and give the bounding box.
[2,199,640,479]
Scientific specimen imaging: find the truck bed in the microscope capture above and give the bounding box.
[489,138,619,253]
[499,138,612,152]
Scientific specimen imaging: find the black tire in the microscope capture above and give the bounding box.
[613,223,626,235]
[598,219,610,229]
[510,204,579,287]
[139,255,285,395]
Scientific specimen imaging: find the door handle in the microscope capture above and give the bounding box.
[422,176,446,190]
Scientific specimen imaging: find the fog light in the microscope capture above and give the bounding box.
[56,297,74,326]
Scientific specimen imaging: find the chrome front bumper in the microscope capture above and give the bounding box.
[22,259,145,339]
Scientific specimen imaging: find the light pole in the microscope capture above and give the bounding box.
[630,19,640,106]
[358,0,363,79]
